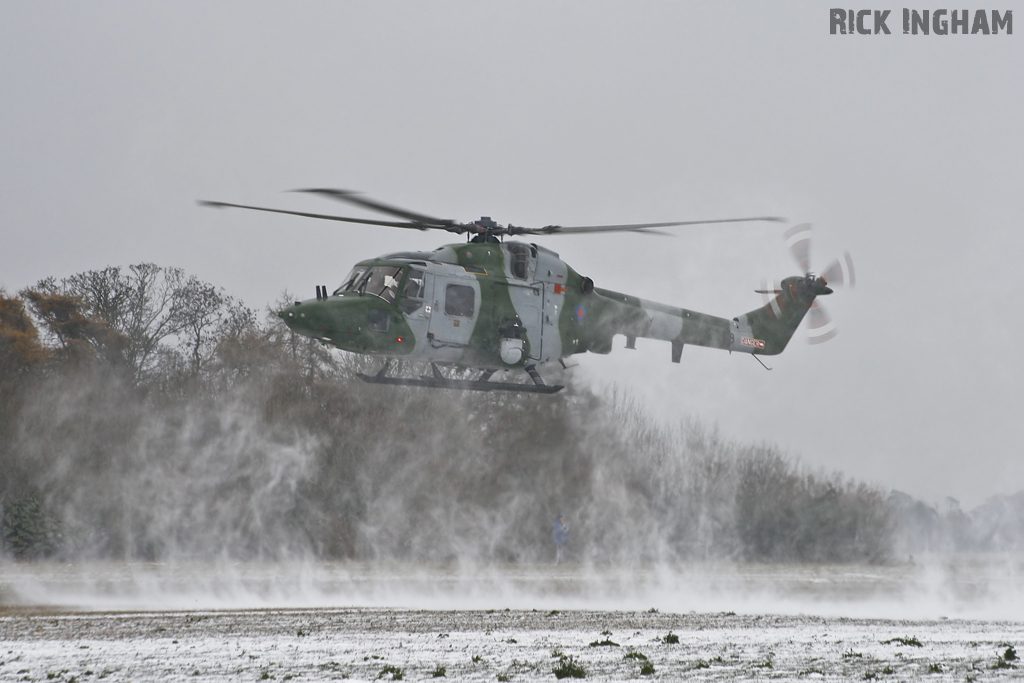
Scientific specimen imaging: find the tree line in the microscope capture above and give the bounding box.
[2,263,900,564]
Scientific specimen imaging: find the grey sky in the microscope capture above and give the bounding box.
[2,2,1021,506]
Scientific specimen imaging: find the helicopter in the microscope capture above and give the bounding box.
[200,190,854,394]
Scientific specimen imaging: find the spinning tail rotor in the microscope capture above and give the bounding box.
[760,224,855,345]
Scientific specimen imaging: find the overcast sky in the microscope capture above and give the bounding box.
[2,2,1021,507]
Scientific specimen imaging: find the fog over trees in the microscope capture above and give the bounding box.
[1,265,1020,563]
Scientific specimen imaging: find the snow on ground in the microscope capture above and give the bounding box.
[1,560,1023,681]
[2,607,1022,681]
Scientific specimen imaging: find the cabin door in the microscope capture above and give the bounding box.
[427,276,479,348]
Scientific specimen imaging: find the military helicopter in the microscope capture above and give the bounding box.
[200,190,854,393]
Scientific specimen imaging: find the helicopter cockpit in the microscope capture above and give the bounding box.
[361,266,402,303]
[334,265,402,303]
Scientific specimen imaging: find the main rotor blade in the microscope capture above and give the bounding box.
[197,200,460,232]
[514,216,786,236]
[507,225,672,236]
[291,188,461,228]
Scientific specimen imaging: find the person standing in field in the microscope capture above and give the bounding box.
[553,514,570,564]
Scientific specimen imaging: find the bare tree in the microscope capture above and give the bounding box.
[25,264,244,384]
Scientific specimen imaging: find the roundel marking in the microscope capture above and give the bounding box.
[575,305,587,322]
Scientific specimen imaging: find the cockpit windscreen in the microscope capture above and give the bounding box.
[334,267,367,295]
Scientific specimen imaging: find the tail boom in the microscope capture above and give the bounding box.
[582,276,819,360]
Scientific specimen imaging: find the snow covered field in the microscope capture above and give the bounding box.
[2,607,1023,681]
[2,560,1022,681]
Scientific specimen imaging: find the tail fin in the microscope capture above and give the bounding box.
[733,275,829,355]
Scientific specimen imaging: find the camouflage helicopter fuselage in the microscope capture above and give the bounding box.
[279,239,824,375]
[202,189,841,392]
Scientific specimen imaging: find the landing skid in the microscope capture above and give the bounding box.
[356,361,564,394]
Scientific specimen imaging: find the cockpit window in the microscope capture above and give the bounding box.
[334,266,367,295]
[360,266,404,304]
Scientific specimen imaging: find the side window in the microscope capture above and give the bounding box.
[507,242,532,279]
[368,309,390,332]
[399,270,426,315]
[402,270,425,299]
[444,284,475,317]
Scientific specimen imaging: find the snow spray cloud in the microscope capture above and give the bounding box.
[8,367,320,561]
[347,387,894,567]
[7,360,1024,620]
[3,357,893,567]
[2,271,1019,619]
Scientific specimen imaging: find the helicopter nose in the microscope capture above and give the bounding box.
[279,301,318,334]
[278,297,351,342]
[279,306,297,329]
[278,304,297,322]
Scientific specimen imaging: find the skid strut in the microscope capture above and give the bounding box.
[357,361,563,394]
